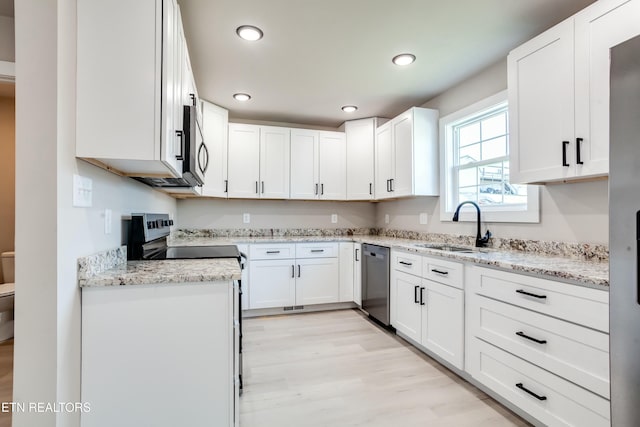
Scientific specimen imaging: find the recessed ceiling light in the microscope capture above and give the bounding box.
[341,105,358,113]
[233,93,251,102]
[236,25,263,41]
[392,53,416,66]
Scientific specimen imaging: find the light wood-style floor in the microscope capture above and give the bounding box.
[0,339,12,427]
[241,309,530,427]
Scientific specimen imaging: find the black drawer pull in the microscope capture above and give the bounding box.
[399,261,413,266]
[516,331,547,344]
[516,289,547,299]
[562,140,570,167]
[310,249,325,253]
[576,137,584,165]
[515,383,547,401]
[414,285,419,304]
[420,287,425,306]
[431,269,449,275]
[266,250,281,254]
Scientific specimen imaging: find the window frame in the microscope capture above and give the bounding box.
[439,90,540,223]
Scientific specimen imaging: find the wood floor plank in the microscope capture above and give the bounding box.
[240,309,530,427]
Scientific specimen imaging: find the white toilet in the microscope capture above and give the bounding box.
[0,251,15,341]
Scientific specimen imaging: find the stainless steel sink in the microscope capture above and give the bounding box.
[413,243,475,253]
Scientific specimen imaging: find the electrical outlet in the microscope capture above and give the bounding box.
[331,214,338,224]
[243,213,250,224]
[104,209,112,234]
[72,174,93,207]
[419,213,428,225]
[385,214,390,224]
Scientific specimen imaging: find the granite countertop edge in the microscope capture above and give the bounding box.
[169,235,609,290]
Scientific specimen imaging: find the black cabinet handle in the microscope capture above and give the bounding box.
[261,181,265,194]
[576,138,584,165]
[414,285,419,304]
[321,183,324,195]
[310,249,324,253]
[516,331,547,344]
[516,289,547,299]
[297,265,301,278]
[562,141,570,167]
[291,265,295,278]
[224,180,228,193]
[266,250,280,254]
[420,287,425,306]
[369,183,372,195]
[355,248,359,261]
[315,183,318,195]
[390,178,394,192]
[515,383,547,401]
[255,181,259,194]
[175,130,184,160]
[399,261,413,266]
[386,179,391,192]
[431,269,449,276]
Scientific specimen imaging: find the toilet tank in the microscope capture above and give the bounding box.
[1,252,14,284]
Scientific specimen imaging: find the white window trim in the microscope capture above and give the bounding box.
[439,90,540,223]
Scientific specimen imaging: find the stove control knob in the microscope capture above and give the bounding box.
[155,219,163,228]
[169,219,174,226]
[147,221,155,229]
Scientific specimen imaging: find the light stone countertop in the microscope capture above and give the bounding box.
[78,257,241,288]
[169,235,609,290]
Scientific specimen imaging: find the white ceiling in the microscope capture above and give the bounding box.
[179,0,595,128]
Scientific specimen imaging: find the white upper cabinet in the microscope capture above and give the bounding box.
[346,118,379,200]
[375,107,439,199]
[290,129,347,200]
[227,124,290,199]
[77,0,189,178]
[200,100,229,198]
[509,0,640,184]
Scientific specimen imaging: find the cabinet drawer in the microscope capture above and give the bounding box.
[470,338,610,427]
[249,244,295,260]
[295,242,338,258]
[471,295,609,398]
[470,267,609,332]
[392,251,423,276]
[423,256,463,289]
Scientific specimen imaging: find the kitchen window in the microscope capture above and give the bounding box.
[440,90,539,223]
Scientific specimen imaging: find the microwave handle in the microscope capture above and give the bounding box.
[175,130,184,160]
[198,142,209,175]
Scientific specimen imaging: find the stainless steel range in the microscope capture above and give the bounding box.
[127,213,246,394]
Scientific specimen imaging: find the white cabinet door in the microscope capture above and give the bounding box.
[248,259,296,309]
[508,19,575,184]
[339,242,355,303]
[290,129,319,199]
[421,280,464,369]
[391,270,422,343]
[201,101,228,198]
[227,124,260,199]
[574,0,640,178]
[346,119,376,200]
[318,131,347,200]
[165,0,182,176]
[296,258,339,306]
[375,121,394,199]
[260,126,290,199]
[354,243,362,306]
[392,110,414,197]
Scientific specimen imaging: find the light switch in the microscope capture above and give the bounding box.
[419,213,428,225]
[73,174,93,207]
[331,214,338,224]
[243,213,250,224]
[385,214,390,224]
[104,209,112,234]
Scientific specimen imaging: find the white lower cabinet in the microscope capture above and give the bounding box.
[466,265,610,426]
[390,250,464,370]
[247,242,339,309]
[339,242,355,303]
[81,282,237,427]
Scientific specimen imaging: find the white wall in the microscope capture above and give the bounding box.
[14,1,177,426]
[0,16,14,62]
[177,198,376,230]
[375,59,609,245]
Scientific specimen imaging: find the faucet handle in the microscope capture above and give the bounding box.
[477,230,492,247]
[484,230,492,240]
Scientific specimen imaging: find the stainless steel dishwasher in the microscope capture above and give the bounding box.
[362,244,390,326]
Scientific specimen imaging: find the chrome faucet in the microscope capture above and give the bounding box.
[452,201,492,247]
